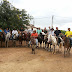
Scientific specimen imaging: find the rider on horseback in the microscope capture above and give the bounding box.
[65,28,72,46]
[4,28,10,34]
[12,28,19,40]
[54,27,63,45]
[28,30,38,48]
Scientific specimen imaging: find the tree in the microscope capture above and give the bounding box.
[0,0,32,30]
[61,30,66,34]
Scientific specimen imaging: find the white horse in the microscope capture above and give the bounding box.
[12,34,17,47]
[5,32,11,47]
[48,35,57,54]
[58,37,64,52]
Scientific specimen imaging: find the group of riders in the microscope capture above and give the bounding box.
[0,26,72,47]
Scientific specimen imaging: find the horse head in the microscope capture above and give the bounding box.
[48,35,57,45]
[31,37,36,45]
[5,32,11,41]
[48,35,52,43]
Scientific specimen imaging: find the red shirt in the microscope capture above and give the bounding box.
[31,33,38,38]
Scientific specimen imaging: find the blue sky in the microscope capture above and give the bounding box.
[2,0,72,30]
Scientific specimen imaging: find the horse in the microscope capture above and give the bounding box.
[26,32,31,47]
[0,32,5,47]
[5,32,11,47]
[47,35,57,54]
[18,32,24,46]
[31,37,36,54]
[18,31,31,47]
[57,36,64,52]
[37,33,45,48]
[44,34,48,49]
[12,34,17,47]
[62,36,71,57]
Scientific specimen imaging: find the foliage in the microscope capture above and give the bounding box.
[0,0,32,30]
[61,30,66,34]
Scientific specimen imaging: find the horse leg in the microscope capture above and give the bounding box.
[52,45,55,54]
[45,42,47,49]
[5,41,6,47]
[43,41,45,49]
[32,48,33,54]
[14,40,16,47]
[42,41,44,48]
[21,41,22,47]
[69,47,71,55]
[34,45,35,54]
[40,43,41,48]
[26,41,28,47]
[54,45,55,54]
[7,41,8,48]
[64,47,66,57]
[47,43,49,51]
[68,47,71,56]
[32,45,34,54]
[1,41,2,47]
[50,44,51,52]
[38,43,39,48]
[15,41,16,47]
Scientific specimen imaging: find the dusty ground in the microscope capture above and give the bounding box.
[0,41,72,72]
[0,47,72,72]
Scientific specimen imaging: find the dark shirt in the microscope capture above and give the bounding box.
[54,30,61,36]
[20,29,24,32]
[44,30,47,34]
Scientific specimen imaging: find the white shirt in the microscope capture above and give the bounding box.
[48,30,54,36]
[12,30,18,36]
[28,30,33,34]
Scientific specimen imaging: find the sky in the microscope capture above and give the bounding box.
[2,0,72,30]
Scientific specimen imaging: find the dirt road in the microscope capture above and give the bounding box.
[0,47,72,72]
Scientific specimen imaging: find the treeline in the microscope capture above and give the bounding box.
[0,0,33,30]
[61,30,66,34]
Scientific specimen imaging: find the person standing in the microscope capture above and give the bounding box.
[37,28,42,35]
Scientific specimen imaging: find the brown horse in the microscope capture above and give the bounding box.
[31,37,36,54]
[18,32,31,47]
[18,32,24,46]
[62,36,71,57]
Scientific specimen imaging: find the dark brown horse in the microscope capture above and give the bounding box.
[0,32,5,47]
[62,36,71,57]
[18,32,31,47]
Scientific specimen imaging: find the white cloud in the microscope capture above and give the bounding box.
[7,0,72,30]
